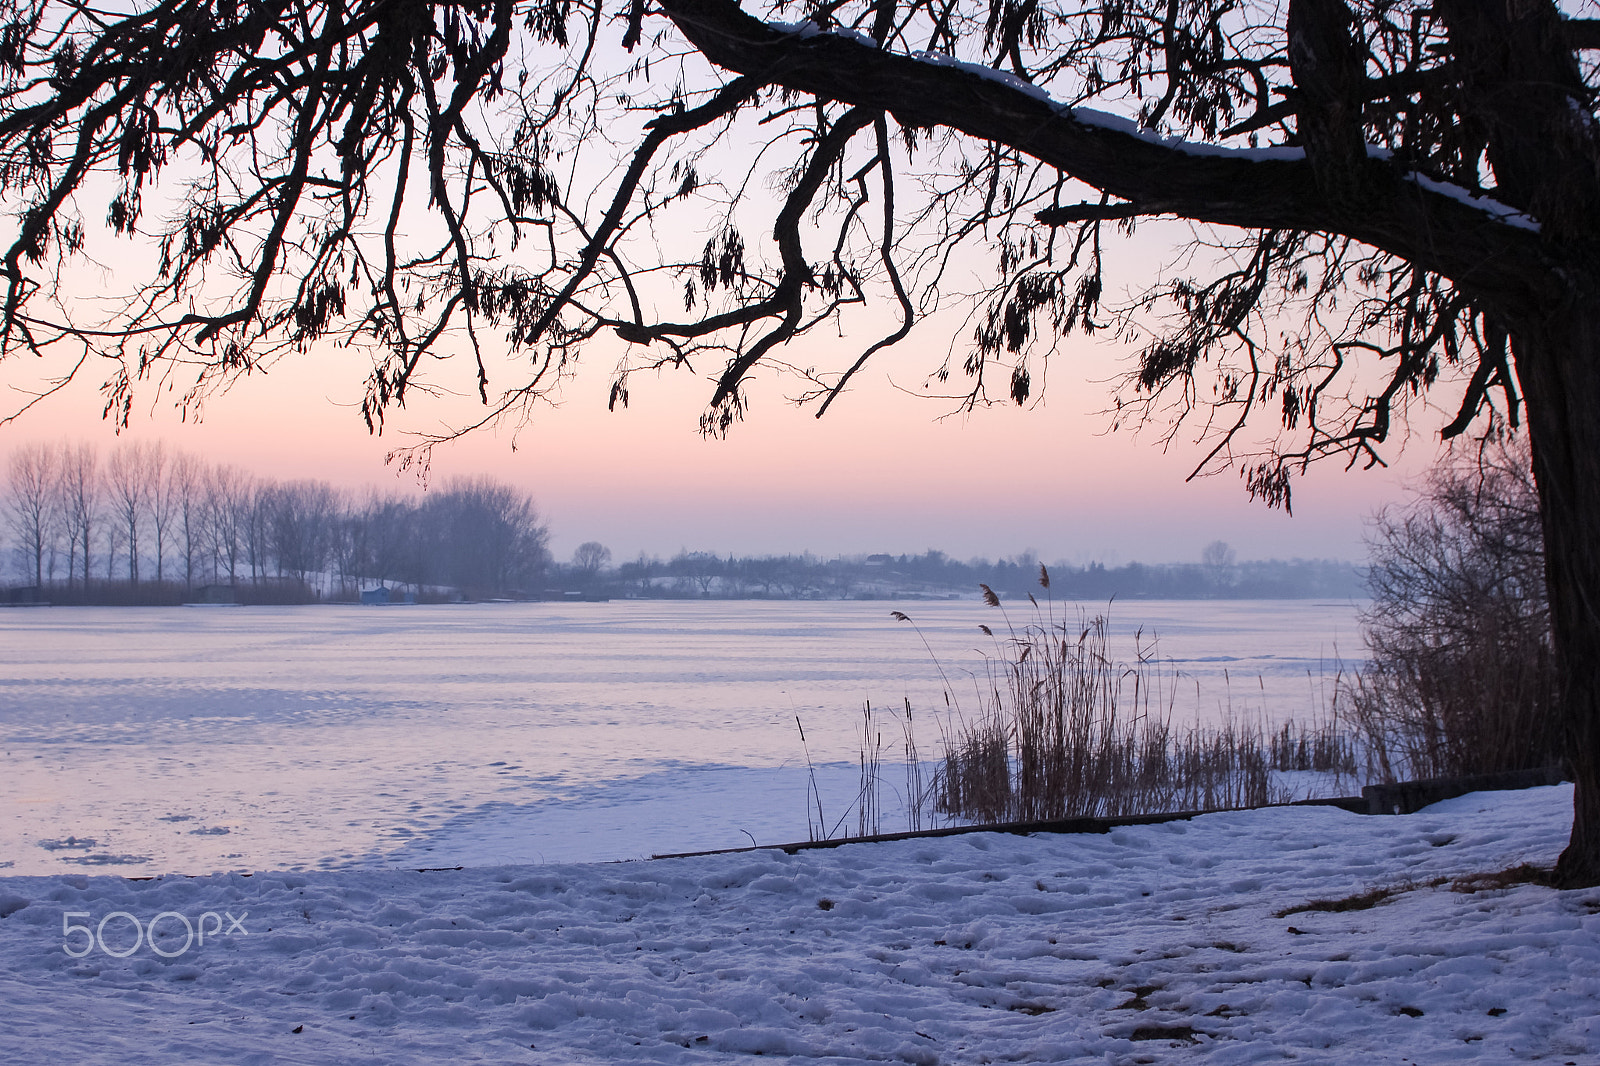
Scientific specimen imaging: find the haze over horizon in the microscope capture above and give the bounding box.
[4,313,1440,567]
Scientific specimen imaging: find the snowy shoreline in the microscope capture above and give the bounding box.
[1,784,1594,1063]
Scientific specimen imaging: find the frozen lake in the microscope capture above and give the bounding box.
[0,599,1363,875]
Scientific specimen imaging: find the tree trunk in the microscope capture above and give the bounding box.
[1514,303,1600,888]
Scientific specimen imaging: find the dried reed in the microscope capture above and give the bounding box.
[928,568,1369,822]
[817,571,1375,839]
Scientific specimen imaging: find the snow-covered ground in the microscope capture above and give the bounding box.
[1,784,1592,1064]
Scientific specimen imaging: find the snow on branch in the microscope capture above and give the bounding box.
[760,18,1541,234]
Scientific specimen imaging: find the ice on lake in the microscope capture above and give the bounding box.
[0,599,1361,875]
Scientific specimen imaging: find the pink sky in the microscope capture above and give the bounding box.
[3,314,1439,567]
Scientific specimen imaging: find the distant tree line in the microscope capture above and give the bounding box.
[7,440,1355,605]
[550,545,1362,601]
[2,441,549,603]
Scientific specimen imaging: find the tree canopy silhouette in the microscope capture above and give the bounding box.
[1,0,1599,884]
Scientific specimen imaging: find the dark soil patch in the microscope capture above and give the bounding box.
[1115,984,1163,1010]
[1449,863,1556,893]
[1275,877,1447,918]
[1129,1025,1200,1043]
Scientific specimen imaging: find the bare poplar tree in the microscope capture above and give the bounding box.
[104,442,154,585]
[205,465,250,586]
[359,491,413,591]
[331,498,367,598]
[3,442,57,587]
[145,441,175,584]
[57,443,98,592]
[243,479,272,585]
[1202,540,1237,594]
[267,480,339,586]
[102,512,123,582]
[168,451,203,590]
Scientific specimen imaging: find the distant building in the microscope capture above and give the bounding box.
[361,586,415,605]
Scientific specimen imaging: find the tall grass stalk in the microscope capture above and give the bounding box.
[795,714,829,841]
[900,698,926,832]
[856,701,882,837]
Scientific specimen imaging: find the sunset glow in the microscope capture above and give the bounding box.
[5,316,1431,565]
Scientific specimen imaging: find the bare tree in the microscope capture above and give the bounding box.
[168,451,203,590]
[572,541,612,576]
[205,465,251,586]
[1352,438,1559,780]
[364,491,421,591]
[3,442,56,587]
[104,442,155,584]
[266,480,339,586]
[3,0,1600,881]
[1202,540,1237,594]
[420,477,549,597]
[671,551,724,597]
[331,498,369,598]
[101,509,123,582]
[57,443,98,591]
[242,478,271,585]
[618,553,664,596]
[145,441,176,584]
